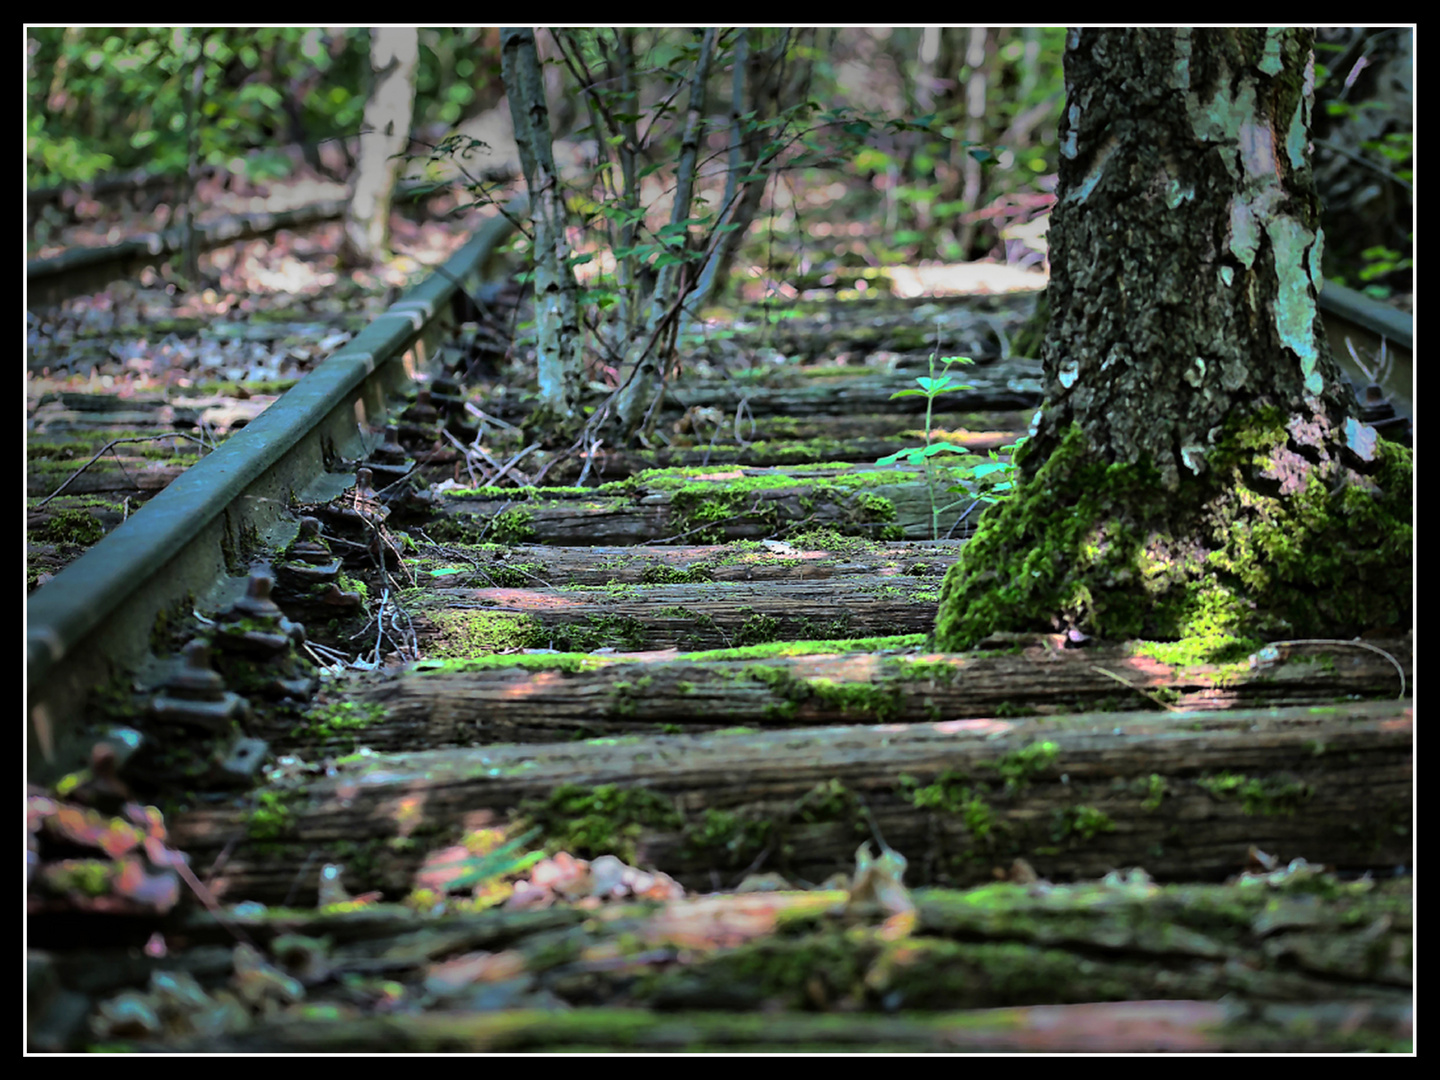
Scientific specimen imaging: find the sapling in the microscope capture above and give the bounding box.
[875,351,1024,540]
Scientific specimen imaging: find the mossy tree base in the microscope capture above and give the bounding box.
[934,412,1411,652]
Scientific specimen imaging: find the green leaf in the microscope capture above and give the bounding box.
[971,462,1012,479]
[916,443,973,458]
[875,448,926,466]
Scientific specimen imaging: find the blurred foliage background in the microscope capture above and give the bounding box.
[26,27,1412,301]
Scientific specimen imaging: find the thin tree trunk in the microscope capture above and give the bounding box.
[341,28,418,265]
[501,27,583,431]
[614,28,717,439]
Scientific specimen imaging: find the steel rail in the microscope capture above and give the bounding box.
[1318,278,1412,353]
[26,207,520,782]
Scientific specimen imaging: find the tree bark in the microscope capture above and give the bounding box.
[935,28,1412,650]
[340,28,418,265]
[614,29,717,439]
[501,27,583,431]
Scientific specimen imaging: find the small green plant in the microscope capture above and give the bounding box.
[876,341,1025,539]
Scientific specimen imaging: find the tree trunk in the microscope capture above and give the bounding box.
[340,28,418,266]
[501,27,583,432]
[614,28,718,439]
[934,28,1411,651]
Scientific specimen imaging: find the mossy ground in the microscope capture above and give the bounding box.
[934,411,1411,651]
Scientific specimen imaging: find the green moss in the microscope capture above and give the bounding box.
[1131,635,1259,668]
[559,614,648,653]
[903,770,972,815]
[489,507,536,545]
[425,610,545,657]
[742,663,903,724]
[1196,772,1313,816]
[335,572,369,602]
[47,858,114,897]
[248,790,297,841]
[1141,774,1168,812]
[620,464,969,543]
[1050,805,1115,843]
[681,634,925,662]
[640,563,715,585]
[733,613,781,647]
[794,778,864,826]
[934,415,1412,651]
[521,783,683,863]
[481,562,547,588]
[988,740,1060,793]
[785,527,879,557]
[412,653,609,675]
[42,508,104,546]
[993,701,1034,719]
[294,700,387,743]
[682,808,775,869]
[606,674,654,719]
[807,676,902,722]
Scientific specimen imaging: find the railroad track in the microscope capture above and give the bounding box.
[26,212,1412,1051]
